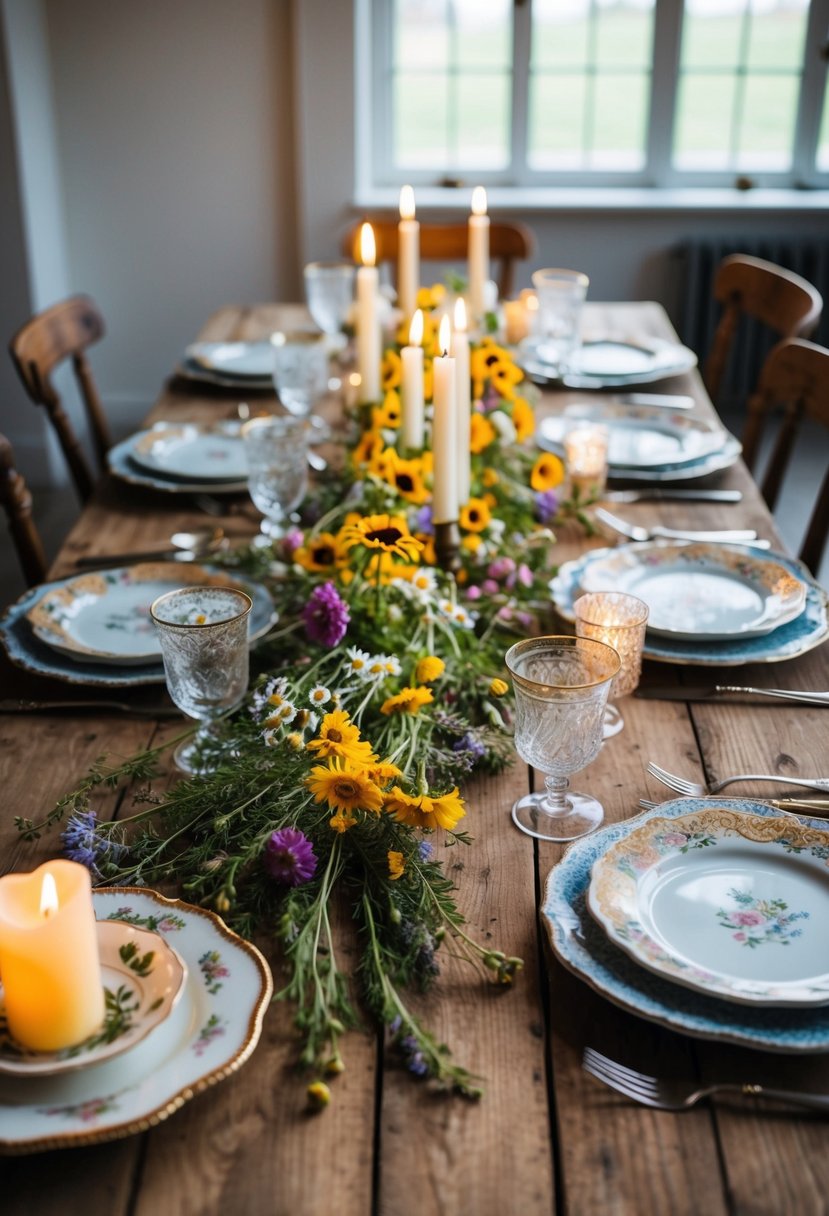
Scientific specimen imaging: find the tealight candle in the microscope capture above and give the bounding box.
[452,296,471,507]
[401,308,425,450]
[398,185,420,322]
[432,314,458,524]
[356,222,381,404]
[574,592,650,737]
[564,423,609,500]
[467,186,490,323]
[0,859,104,1051]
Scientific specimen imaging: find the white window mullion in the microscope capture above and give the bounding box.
[793,0,829,185]
[647,0,683,187]
[510,0,532,186]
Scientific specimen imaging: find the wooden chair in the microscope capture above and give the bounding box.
[341,219,536,300]
[742,337,829,576]
[9,294,111,503]
[0,433,48,587]
[704,253,823,407]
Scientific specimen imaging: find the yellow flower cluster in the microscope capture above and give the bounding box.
[294,512,425,583]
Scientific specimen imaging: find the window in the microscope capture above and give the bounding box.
[367,0,829,189]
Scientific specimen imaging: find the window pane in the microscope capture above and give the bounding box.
[532,0,590,68]
[819,85,829,172]
[593,73,649,169]
[673,73,738,170]
[681,3,747,71]
[736,75,799,170]
[394,73,450,169]
[394,0,450,70]
[455,0,512,69]
[746,0,808,71]
[528,73,589,169]
[595,3,654,70]
[456,75,510,168]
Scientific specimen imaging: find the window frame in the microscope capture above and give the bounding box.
[365,0,829,192]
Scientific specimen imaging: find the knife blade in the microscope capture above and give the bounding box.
[615,393,695,410]
[635,685,829,707]
[604,488,743,504]
[0,698,183,718]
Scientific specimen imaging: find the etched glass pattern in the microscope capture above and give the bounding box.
[575,591,649,739]
[242,415,309,543]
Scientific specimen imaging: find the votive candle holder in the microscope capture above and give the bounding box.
[573,591,649,737]
[564,423,609,500]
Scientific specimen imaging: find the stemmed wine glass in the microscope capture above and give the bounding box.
[303,261,355,339]
[241,415,309,546]
[505,635,620,841]
[574,592,649,738]
[151,586,252,775]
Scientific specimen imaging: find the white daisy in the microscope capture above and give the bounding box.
[309,685,331,706]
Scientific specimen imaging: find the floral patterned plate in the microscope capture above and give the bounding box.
[588,807,829,1006]
[0,889,272,1154]
[543,798,829,1052]
[129,423,248,483]
[537,402,726,469]
[0,920,186,1077]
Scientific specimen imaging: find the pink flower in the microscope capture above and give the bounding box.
[482,579,500,596]
[488,557,515,579]
[733,932,747,941]
[660,832,688,847]
[465,585,483,600]
[732,910,764,926]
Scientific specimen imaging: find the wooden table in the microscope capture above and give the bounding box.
[2,302,829,1215]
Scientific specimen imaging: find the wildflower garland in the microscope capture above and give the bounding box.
[18,291,588,1104]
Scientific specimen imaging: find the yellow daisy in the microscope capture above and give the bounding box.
[482,466,499,488]
[340,513,424,563]
[307,757,384,814]
[384,786,466,831]
[381,349,402,391]
[469,413,497,455]
[511,397,535,443]
[530,453,565,492]
[329,809,358,834]
[459,497,492,533]
[415,656,445,684]
[367,760,404,787]
[387,850,405,880]
[489,677,509,696]
[306,710,377,764]
[380,686,434,716]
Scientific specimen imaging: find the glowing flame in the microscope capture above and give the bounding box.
[526,293,539,313]
[471,186,487,217]
[399,184,416,221]
[439,314,451,357]
[409,309,424,347]
[454,296,468,333]
[40,872,59,919]
[359,222,376,267]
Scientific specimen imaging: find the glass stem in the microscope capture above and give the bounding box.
[542,775,570,815]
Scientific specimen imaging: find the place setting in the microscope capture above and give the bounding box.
[107,421,251,496]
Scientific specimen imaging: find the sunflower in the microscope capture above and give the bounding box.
[372,389,402,430]
[352,429,384,467]
[530,452,565,492]
[382,450,430,505]
[340,513,424,563]
[381,349,402,391]
[307,757,384,814]
[481,466,499,488]
[380,685,434,716]
[471,343,512,398]
[416,284,445,312]
[511,397,535,443]
[384,785,466,831]
[293,531,349,573]
[469,413,497,455]
[459,497,492,533]
[306,709,376,764]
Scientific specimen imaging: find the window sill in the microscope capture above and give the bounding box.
[354,185,829,214]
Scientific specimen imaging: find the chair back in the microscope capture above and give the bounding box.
[704,254,823,406]
[742,337,829,576]
[9,294,110,503]
[0,433,48,587]
[341,219,535,300]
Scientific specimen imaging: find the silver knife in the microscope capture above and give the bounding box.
[615,393,695,410]
[0,698,183,717]
[604,488,743,504]
[635,686,829,707]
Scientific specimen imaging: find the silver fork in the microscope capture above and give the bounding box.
[647,761,829,796]
[583,1048,829,1113]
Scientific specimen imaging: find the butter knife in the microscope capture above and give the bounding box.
[0,698,183,717]
[604,488,742,504]
[635,685,829,707]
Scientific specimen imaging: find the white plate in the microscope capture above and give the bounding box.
[538,403,728,470]
[588,807,829,1007]
[524,338,698,388]
[129,423,248,483]
[0,921,187,1077]
[576,541,807,641]
[0,889,272,1153]
[186,341,275,379]
[26,563,277,666]
[108,436,250,494]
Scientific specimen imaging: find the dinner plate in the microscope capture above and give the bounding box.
[543,798,829,1052]
[551,542,828,666]
[575,542,807,641]
[129,422,248,483]
[186,341,275,379]
[0,888,272,1153]
[588,807,829,1006]
[603,433,742,483]
[1,566,276,686]
[108,435,249,494]
[175,359,273,391]
[538,404,728,470]
[0,920,187,1077]
[524,338,698,389]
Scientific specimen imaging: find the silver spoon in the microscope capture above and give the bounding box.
[73,527,225,568]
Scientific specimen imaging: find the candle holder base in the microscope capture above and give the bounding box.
[434,520,462,573]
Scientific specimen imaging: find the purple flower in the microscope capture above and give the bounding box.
[418,840,434,861]
[281,527,305,557]
[453,732,487,759]
[534,488,559,524]
[303,582,350,647]
[415,504,434,535]
[264,827,318,886]
[61,810,125,878]
[488,556,515,579]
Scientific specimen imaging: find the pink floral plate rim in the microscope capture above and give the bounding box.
[587,807,829,1006]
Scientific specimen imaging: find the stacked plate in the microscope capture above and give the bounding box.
[537,401,741,483]
[0,889,271,1152]
[0,562,277,687]
[551,540,829,666]
[543,797,829,1052]
[524,337,698,391]
[109,421,250,494]
[177,341,276,390]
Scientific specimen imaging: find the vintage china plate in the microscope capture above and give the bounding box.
[588,808,829,1006]
[129,423,248,483]
[543,798,829,1052]
[524,338,697,389]
[0,921,187,1077]
[25,564,278,666]
[186,341,275,379]
[1,567,276,686]
[0,889,272,1154]
[538,403,728,470]
[550,543,829,666]
[108,436,249,494]
[576,542,807,641]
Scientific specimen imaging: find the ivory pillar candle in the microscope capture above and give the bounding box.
[0,859,104,1052]
[401,308,425,450]
[467,186,490,322]
[398,185,420,322]
[356,222,381,404]
[452,296,471,507]
[432,314,458,524]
